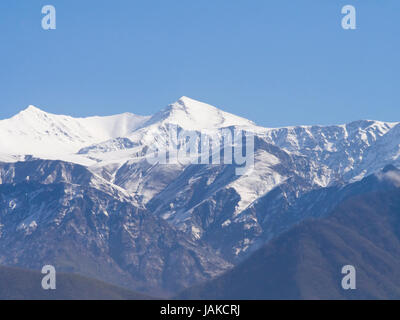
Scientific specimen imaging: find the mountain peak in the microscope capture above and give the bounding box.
[145,96,256,130]
[175,96,220,110]
[177,96,197,104]
[172,96,220,113]
[22,105,45,113]
[17,105,49,118]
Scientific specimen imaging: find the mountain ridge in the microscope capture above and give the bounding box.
[2,97,400,293]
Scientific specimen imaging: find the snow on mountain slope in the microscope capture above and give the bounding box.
[7,97,400,290]
[77,137,138,155]
[0,97,257,167]
[2,96,400,266]
[1,99,399,217]
[143,96,256,130]
[350,123,400,180]
[146,136,326,256]
[74,97,263,204]
[0,105,149,158]
[115,96,258,160]
[110,159,186,204]
[0,97,263,206]
[0,175,231,295]
[0,159,139,205]
[1,100,399,202]
[164,119,400,249]
[2,99,400,246]
[227,148,286,213]
[264,120,397,183]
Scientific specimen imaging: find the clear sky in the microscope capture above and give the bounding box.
[0,0,399,127]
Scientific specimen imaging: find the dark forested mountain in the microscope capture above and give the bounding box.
[179,167,400,299]
[0,265,153,300]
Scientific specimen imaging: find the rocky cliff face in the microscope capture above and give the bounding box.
[0,160,231,296]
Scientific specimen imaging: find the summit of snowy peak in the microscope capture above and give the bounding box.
[176,96,199,105]
[19,105,46,115]
[144,96,256,130]
[25,105,42,111]
[174,96,221,110]
[9,105,56,123]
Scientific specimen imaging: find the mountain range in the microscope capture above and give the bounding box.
[1,96,399,298]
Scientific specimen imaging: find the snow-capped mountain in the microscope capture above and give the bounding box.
[1,96,400,290]
[0,105,149,164]
[144,96,256,130]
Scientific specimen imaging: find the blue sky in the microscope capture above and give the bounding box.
[0,0,399,127]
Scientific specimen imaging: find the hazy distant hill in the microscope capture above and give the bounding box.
[0,265,153,300]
